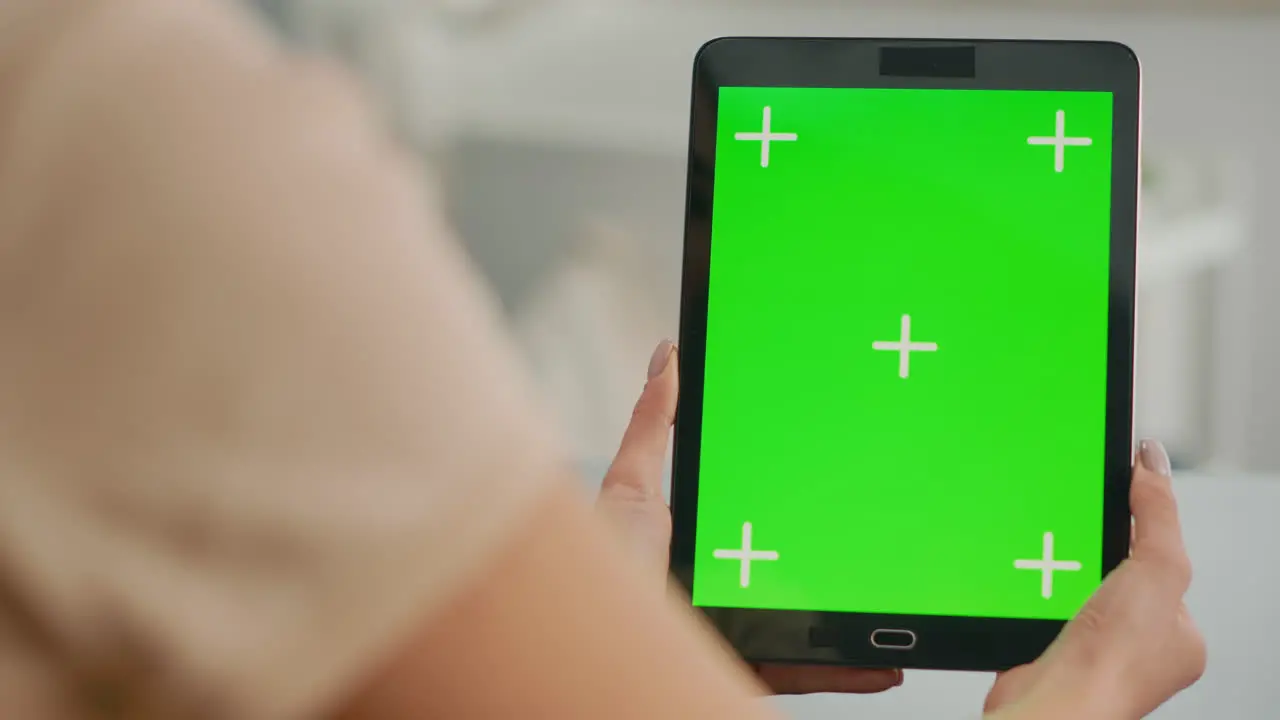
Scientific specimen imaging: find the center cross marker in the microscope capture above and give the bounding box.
[873,314,939,379]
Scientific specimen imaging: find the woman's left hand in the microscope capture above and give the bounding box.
[595,340,904,696]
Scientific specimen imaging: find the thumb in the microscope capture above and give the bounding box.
[597,340,678,567]
[602,339,679,501]
[1130,438,1192,592]
[985,664,1045,715]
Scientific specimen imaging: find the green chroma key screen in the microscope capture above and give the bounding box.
[692,86,1115,622]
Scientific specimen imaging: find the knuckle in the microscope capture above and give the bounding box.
[1178,556,1195,587]
[631,395,675,431]
[655,403,676,430]
[1166,552,1194,590]
[600,482,646,506]
[1187,635,1208,684]
[629,397,648,424]
[1180,610,1208,683]
[1133,472,1176,506]
[600,471,664,504]
[1136,548,1192,591]
[1065,602,1107,642]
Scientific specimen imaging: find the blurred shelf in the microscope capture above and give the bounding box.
[1140,207,1246,285]
[444,1,1253,290]
[445,2,1280,152]
[455,102,682,157]
[454,125,1248,287]
[699,0,1280,14]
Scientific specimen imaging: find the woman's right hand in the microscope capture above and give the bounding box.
[984,439,1206,720]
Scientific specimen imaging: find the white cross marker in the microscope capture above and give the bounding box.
[1014,532,1084,599]
[735,106,798,168]
[713,522,780,588]
[872,314,939,379]
[1027,110,1094,173]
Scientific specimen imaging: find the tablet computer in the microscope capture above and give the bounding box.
[670,38,1140,672]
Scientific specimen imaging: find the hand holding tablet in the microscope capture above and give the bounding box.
[600,341,905,696]
[984,444,1205,718]
[598,343,1203,715]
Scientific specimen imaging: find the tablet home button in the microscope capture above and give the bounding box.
[870,629,917,650]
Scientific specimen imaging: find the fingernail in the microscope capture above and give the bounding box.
[647,339,675,381]
[1139,439,1172,477]
[895,669,905,687]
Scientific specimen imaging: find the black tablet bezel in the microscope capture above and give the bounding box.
[670,38,1140,673]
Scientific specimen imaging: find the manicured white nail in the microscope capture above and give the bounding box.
[647,339,675,381]
[1139,439,1172,477]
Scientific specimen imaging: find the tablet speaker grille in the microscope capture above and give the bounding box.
[879,46,977,78]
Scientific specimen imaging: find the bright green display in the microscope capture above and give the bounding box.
[692,87,1114,621]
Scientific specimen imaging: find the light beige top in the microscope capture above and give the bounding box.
[0,1,564,717]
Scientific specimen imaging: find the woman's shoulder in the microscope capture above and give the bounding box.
[0,2,569,717]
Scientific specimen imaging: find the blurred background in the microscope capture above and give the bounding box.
[253,1,1276,717]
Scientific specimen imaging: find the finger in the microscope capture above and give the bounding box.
[984,664,1042,715]
[601,340,678,500]
[756,665,902,695]
[1132,439,1183,552]
[1131,439,1191,587]
[1174,604,1208,690]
